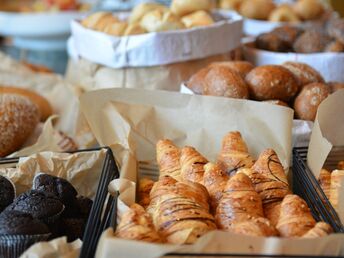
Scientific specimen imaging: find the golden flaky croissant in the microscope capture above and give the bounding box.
[276,195,316,237]
[217,131,255,176]
[246,149,290,227]
[330,170,344,210]
[115,204,162,243]
[180,146,208,184]
[302,222,333,238]
[216,173,277,236]
[156,139,181,180]
[149,176,216,244]
[318,169,331,199]
[138,178,155,209]
[202,162,229,212]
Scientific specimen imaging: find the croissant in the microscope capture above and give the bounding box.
[180,146,208,184]
[156,139,181,180]
[330,170,344,210]
[276,195,316,237]
[338,161,344,170]
[217,131,255,176]
[302,222,333,238]
[202,162,229,212]
[138,178,155,209]
[248,149,290,226]
[318,169,331,199]
[230,217,278,237]
[115,204,162,243]
[150,176,216,244]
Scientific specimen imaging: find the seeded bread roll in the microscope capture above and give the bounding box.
[239,0,275,20]
[203,66,249,99]
[282,62,324,89]
[294,83,330,121]
[0,94,40,157]
[209,61,254,78]
[0,86,52,122]
[245,65,299,101]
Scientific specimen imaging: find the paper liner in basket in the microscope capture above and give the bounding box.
[307,89,344,221]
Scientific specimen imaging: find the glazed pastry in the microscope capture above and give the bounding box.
[181,10,214,28]
[170,0,213,17]
[329,170,344,210]
[293,31,332,53]
[81,12,119,31]
[180,146,208,184]
[202,163,229,212]
[203,66,249,99]
[140,10,185,32]
[302,222,333,238]
[0,94,40,157]
[338,161,344,170]
[138,178,155,209]
[269,5,300,23]
[129,2,168,24]
[217,131,254,175]
[293,0,324,21]
[255,33,290,52]
[156,139,181,180]
[247,149,290,226]
[149,176,216,244]
[294,83,330,121]
[239,0,275,20]
[115,204,162,243]
[186,67,211,94]
[219,0,242,11]
[209,61,254,79]
[318,169,331,199]
[276,195,316,237]
[103,21,128,36]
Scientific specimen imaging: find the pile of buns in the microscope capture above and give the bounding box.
[319,163,344,212]
[0,0,86,12]
[81,0,217,36]
[114,131,333,244]
[186,60,344,121]
[219,0,325,22]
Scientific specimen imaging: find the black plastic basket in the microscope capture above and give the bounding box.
[292,147,344,233]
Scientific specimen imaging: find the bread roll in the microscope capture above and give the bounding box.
[263,100,289,107]
[245,65,299,101]
[282,62,324,89]
[294,83,330,121]
[140,10,185,32]
[203,66,249,99]
[293,0,324,21]
[0,86,53,121]
[269,5,300,22]
[271,26,303,48]
[255,32,290,52]
[170,0,213,17]
[0,94,40,157]
[239,0,276,20]
[81,12,119,31]
[156,139,181,180]
[329,170,344,210]
[209,61,254,78]
[129,2,168,24]
[124,23,146,36]
[219,0,242,11]
[180,146,208,184]
[327,81,344,94]
[186,67,210,94]
[103,21,128,36]
[181,10,214,28]
[293,31,331,53]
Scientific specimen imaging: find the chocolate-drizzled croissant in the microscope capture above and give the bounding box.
[217,131,254,176]
[330,170,344,210]
[156,139,181,180]
[202,162,228,212]
[276,195,316,237]
[302,222,333,238]
[180,146,208,184]
[115,204,162,243]
[138,178,155,209]
[149,176,216,244]
[247,149,290,226]
[318,169,331,199]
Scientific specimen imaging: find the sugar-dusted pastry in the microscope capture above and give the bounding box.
[330,170,344,210]
[318,169,331,199]
[129,2,168,24]
[276,195,316,237]
[180,146,208,184]
[217,131,254,175]
[302,222,333,238]
[202,163,229,212]
[81,12,119,31]
[115,204,162,243]
[156,139,181,180]
[170,0,213,17]
[248,149,290,226]
[138,178,155,209]
[140,10,185,33]
[181,10,214,28]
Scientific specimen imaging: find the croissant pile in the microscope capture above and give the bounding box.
[81,0,216,37]
[115,131,333,244]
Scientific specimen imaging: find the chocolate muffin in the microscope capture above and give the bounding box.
[293,31,332,53]
[6,190,64,223]
[0,175,15,212]
[76,196,93,218]
[255,32,290,52]
[61,218,87,242]
[33,174,77,206]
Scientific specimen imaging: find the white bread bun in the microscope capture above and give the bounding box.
[140,10,185,32]
[181,10,214,28]
[81,12,119,31]
[103,21,128,36]
[129,2,168,24]
[171,0,213,17]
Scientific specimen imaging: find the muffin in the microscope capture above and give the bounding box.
[0,175,15,212]
[61,218,87,242]
[75,196,93,218]
[0,210,50,258]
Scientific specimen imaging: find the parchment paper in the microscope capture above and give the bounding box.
[307,89,344,221]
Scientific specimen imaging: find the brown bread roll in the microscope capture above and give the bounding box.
[255,32,290,52]
[293,0,324,21]
[239,0,276,20]
[271,26,303,48]
[245,65,299,101]
[0,86,53,121]
[293,31,332,53]
[294,82,330,121]
[327,81,344,93]
[203,66,249,99]
[186,67,210,94]
[0,94,40,157]
[282,62,324,89]
[209,61,254,79]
